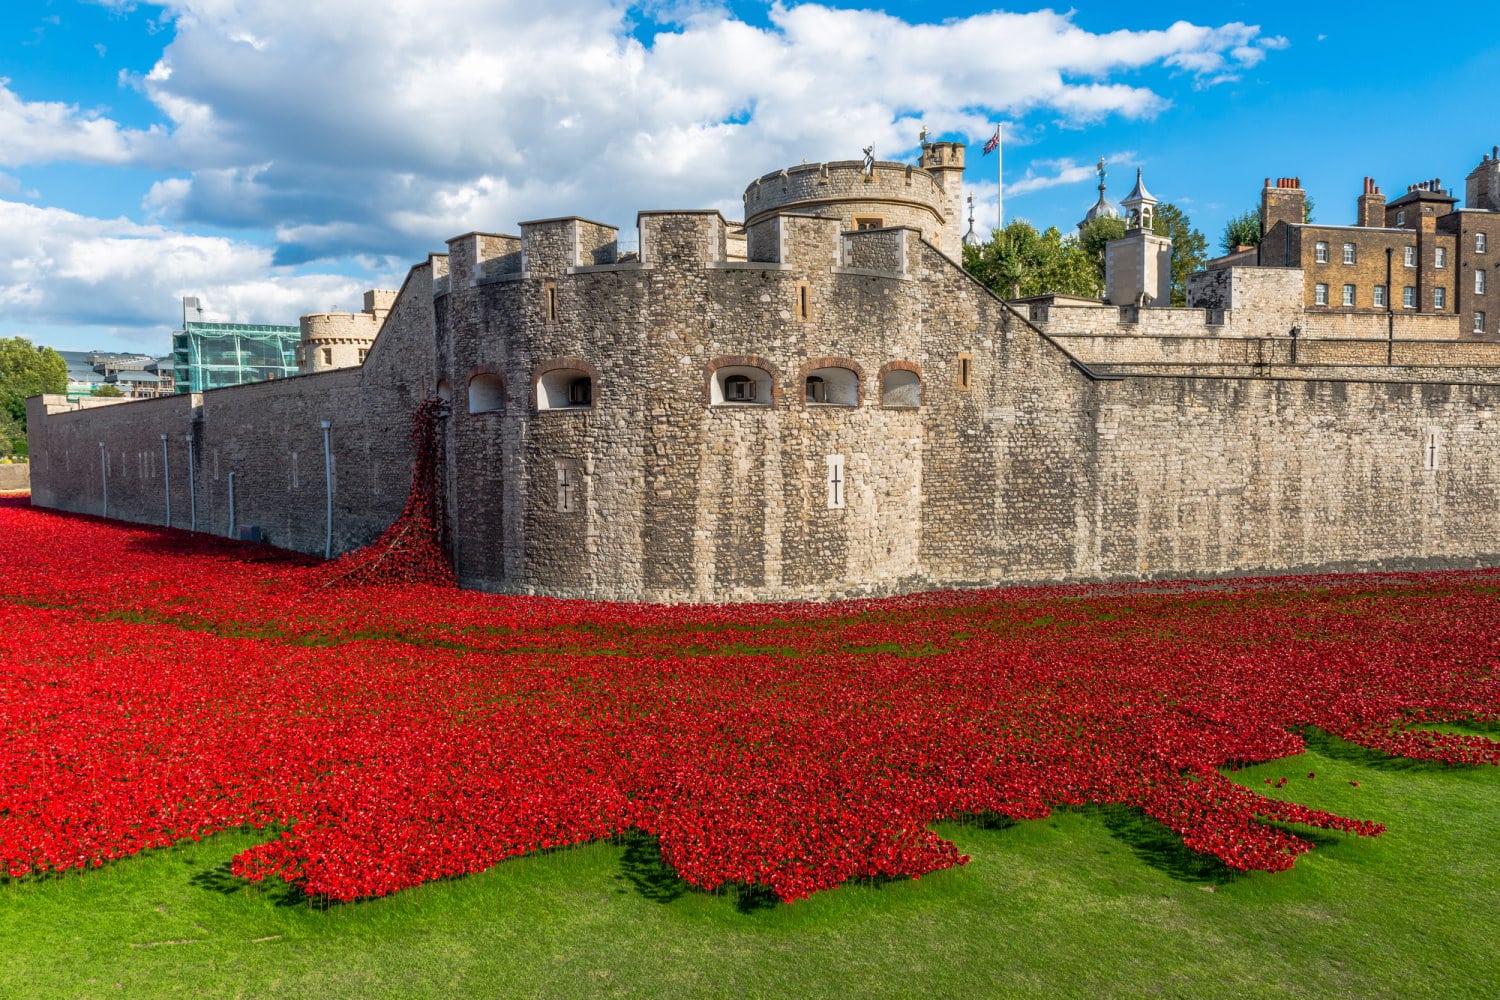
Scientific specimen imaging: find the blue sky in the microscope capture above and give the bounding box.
[2,0,1497,353]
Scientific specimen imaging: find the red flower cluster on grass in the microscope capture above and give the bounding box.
[0,494,1496,901]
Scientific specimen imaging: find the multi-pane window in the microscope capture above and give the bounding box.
[1479,233,1488,253]
[1342,243,1356,265]
[1478,270,1487,294]
[1397,210,1406,227]
[1314,241,1329,263]
[1434,287,1447,310]
[1435,247,1448,269]
[1476,312,1487,335]
[1373,285,1387,308]
[1404,246,1416,267]
[1403,286,1416,309]
[1314,283,1328,306]
[1342,284,1356,307]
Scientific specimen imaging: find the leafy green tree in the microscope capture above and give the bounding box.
[1220,209,1262,253]
[1077,216,1127,292]
[1220,198,1314,255]
[0,337,67,458]
[91,383,125,398]
[963,220,1100,300]
[1151,202,1207,306]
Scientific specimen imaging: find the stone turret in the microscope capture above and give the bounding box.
[1106,169,1171,307]
[743,142,967,262]
[298,290,396,373]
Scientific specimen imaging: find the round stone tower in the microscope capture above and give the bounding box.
[742,140,967,260]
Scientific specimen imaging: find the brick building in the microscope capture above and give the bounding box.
[1251,148,1500,339]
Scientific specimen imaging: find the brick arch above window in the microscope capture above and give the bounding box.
[466,366,507,415]
[705,355,781,406]
[799,356,866,407]
[532,357,601,411]
[879,360,923,408]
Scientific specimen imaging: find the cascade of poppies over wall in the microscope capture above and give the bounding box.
[0,496,1495,902]
[321,397,455,588]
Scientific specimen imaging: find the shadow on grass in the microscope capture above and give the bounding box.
[1297,726,1466,773]
[1091,805,1241,886]
[189,861,328,909]
[612,830,781,913]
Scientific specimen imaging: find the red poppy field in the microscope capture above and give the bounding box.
[0,497,1496,906]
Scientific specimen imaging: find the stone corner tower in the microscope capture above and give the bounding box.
[919,140,967,260]
[1105,168,1171,307]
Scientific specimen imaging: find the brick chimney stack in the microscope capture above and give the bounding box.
[1260,177,1306,236]
[1356,177,1385,228]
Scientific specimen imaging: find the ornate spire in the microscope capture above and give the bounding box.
[1121,168,1158,231]
[1078,156,1119,232]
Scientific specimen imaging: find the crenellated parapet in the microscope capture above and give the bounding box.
[298,289,397,373]
[742,149,965,261]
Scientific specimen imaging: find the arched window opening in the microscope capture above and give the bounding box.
[882,369,921,408]
[436,379,452,403]
[468,373,505,414]
[537,368,593,410]
[804,367,858,407]
[710,366,773,406]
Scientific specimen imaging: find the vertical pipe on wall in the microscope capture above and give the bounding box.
[184,434,197,531]
[227,470,236,539]
[98,442,107,517]
[160,433,171,527]
[321,420,333,559]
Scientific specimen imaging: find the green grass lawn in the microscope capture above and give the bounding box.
[2,734,1495,999]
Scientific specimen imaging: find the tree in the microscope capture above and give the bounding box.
[1151,202,1207,306]
[963,220,1101,300]
[1220,209,1262,253]
[1077,216,1127,292]
[0,337,67,458]
[1220,198,1315,254]
[91,384,125,398]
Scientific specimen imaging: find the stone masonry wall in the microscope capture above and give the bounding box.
[26,188,1500,601]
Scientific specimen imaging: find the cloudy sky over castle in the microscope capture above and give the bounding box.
[1,0,1496,352]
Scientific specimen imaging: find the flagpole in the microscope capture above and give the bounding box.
[996,123,1003,234]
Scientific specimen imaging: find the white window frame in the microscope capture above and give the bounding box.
[1314,241,1329,264]
[1403,286,1416,309]
[1478,232,1488,254]
[1342,243,1356,265]
[1478,270,1487,295]
[1373,285,1387,308]
[1435,247,1447,269]
[1342,284,1356,307]
[1404,246,1416,268]
[1475,311,1486,335]
[1314,283,1328,306]
[1434,287,1446,310]
[1396,210,1406,226]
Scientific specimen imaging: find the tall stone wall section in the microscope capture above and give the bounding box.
[25,193,1500,601]
[27,267,438,558]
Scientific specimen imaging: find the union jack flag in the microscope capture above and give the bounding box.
[982,126,1000,156]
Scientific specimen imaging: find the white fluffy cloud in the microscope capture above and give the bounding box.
[0,199,366,335]
[5,2,1283,344]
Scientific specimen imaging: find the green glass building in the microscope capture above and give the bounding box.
[173,297,300,394]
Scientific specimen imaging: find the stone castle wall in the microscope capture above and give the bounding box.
[27,190,1500,600]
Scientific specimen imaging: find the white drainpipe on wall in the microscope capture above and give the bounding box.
[227,470,236,539]
[160,433,171,527]
[98,442,107,517]
[321,420,333,559]
[184,434,196,531]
